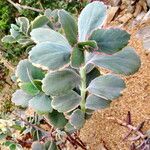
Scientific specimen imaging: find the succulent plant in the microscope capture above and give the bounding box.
[9,1,140,143]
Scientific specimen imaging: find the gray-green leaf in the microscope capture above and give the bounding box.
[71,47,84,68]
[45,110,68,129]
[29,42,71,70]
[16,59,45,82]
[30,28,71,48]
[87,74,126,100]
[31,15,51,29]
[65,122,76,134]
[59,9,78,46]
[42,69,80,96]
[18,17,29,34]
[51,91,81,113]
[89,28,130,54]
[19,82,40,96]
[44,9,52,17]
[10,28,20,38]
[12,90,32,107]
[86,67,100,86]
[70,109,85,129]
[29,93,53,114]
[86,94,111,110]
[89,46,141,75]
[78,1,106,41]
[1,35,16,43]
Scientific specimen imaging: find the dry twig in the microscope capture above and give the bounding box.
[107,112,150,150]
[7,0,43,13]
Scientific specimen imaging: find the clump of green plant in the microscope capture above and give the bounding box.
[0,1,14,31]
[20,0,87,15]
[2,1,141,149]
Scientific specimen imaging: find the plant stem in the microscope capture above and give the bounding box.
[7,0,43,13]
[79,66,86,112]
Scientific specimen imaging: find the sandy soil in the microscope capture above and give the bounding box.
[79,23,150,150]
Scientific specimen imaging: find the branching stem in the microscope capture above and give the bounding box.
[79,66,87,112]
[108,117,146,139]
[7,0,43,13]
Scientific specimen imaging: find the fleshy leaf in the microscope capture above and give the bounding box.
[11,24,19,31]
[71,47,84,68]
[85,109,94,119]
[59,9,78,46]
[89,46,141,75]
[65,122,76,134]
[78,40,98,52]
[19,82,40,96]
[70,109,85,129]
[17,17,29,34]
[29,93,53,114]
[86,94,111,110]
[31,15,52,29]
[42,69,80,96]
[89,28,130,54]
[12,90,32,107]
[29,42,70,70]
[17,37,32,45]
[86,67,100,86]
[1,35,16,43]
[78,1,106,41]
[87,74,126,100]
[30,28,71,48]
[45,110,68,129]
[51,91,81,113]
[15,59,45,82]
[10,28,20,38]
[44,9,52,17]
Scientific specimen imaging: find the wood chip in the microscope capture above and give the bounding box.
[134,4,142,17]
[141,9,150,23]
[105,6,119,25]
[118,13,133,23]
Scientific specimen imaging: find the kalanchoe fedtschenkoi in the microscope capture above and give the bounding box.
[5,1,141,149]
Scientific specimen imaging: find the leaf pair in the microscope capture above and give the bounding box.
[12,90,53,114]
[86,74,126,110]
[12,60,52,114]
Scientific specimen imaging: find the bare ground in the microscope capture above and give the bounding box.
[79,23,150,150]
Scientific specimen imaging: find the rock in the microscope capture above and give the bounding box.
[146,0,150,7]
[136,26,150,51]
[134,3,142,17]
[141,9,150,23]
[143,38,150,51]
[132,11,146,26]
[118,13,133,23]
[111,0,121,6]
[105,6,119,24]
[139,0,148,12]
[136,26,150,38]
[120,4,126,10]
[136,11,146,21]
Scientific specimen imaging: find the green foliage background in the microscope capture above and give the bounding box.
[0,0,87,63]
